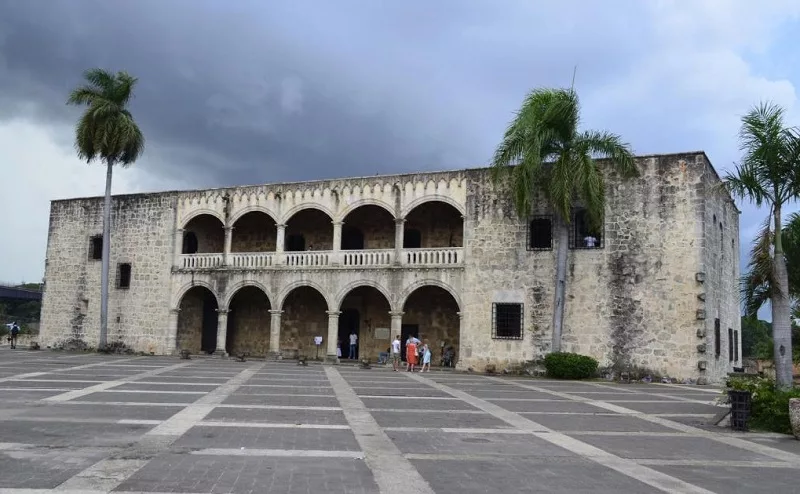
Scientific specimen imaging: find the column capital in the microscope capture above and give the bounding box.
[389,311,404,318]
[277,223,287,229]
[269,309,284,316]
[175,228,185,233]
[332,220,344,226]
[216,309,230,315]
[169,308,181,314]
[224,225,234,231]
[456,311,464,319]
[326,310,341,317]
[395,217,406,225]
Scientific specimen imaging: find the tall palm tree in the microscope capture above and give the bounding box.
[67,68,145,350]
[491,87,637,353]
[724,101,800,389]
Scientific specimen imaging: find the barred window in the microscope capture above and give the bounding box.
[117,263,132,289]
[492,303,523,340]
[527,216,552,250]
[728,327,734,362]
[714,319,721,357]
[89,235,103,260]
[570,209,603,249]
[733,330,739,362]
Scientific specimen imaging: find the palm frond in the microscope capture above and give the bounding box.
[741,216,776,316]
[722,162,771,206]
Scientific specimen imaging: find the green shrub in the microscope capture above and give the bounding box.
[543,352,598,379]
[727,376,800,434]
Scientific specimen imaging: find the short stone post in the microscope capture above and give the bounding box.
[215,309,229,357]
[269,309,283,359]
[790,398,800,440]
[325,311,340,363]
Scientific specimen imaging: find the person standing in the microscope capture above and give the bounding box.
[406,336,418,372]
[391,335,401,371]
[348,331,358,360]
[421,341,432,372]
[6,322,19,349]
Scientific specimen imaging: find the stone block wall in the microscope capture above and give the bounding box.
[402,286,461,365]
[280,286,328,355]
[406,201,464,247]
[40,192,177,352]
[226,286,271,356]
[343,206,395,250]
[285,209,333,251]
[230,213,277,252]
[183,215,224,253]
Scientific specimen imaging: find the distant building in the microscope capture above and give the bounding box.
[39,151,740,382]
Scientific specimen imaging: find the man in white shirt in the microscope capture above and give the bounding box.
[348,331,358,359]
[584,235,597,248]
[391,335,401,371]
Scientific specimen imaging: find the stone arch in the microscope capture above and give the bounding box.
[222,280,274,309]
[180,209,225,229]
[402,195,465,218]
[171,280,222,310]
[399,279,462,312]
[337,199,396,222]
[277,280,333,311]
[230,206,279,225]
[281,203,335,225]
[335,280,395,311]
[175,284,220,355]
[225,283,273,357]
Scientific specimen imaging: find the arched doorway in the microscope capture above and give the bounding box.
[182,214,225,253]
[226,286,271,357]
[341,205,395,250]
[338,286,391,360]
[281,286,329,359]
[284,209,333,251]
[176,286,219,354]
[402,285,460,366]
[231,212,277,252]
[405,201,463,248]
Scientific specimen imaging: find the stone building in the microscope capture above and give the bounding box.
[39,151,741,383]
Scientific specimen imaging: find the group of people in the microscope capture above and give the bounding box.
[390,334,431,372]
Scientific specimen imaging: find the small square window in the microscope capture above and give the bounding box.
[492,303,523,340]
[117,263,131,289]
[528,216,552,250]
[89,236,103,260]
[570,209,603,249]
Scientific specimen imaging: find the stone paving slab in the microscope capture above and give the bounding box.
[77,391,201,404]
[738,435,800,455]
[230,386,334,396]
[114,382,220,392]
[411,457,654,494]
[351,387,451,398]
[649,464,799,494]
[222,394,341,407]
[572,434,775,461]
[116,454,379,493]
[490,399,612,413]
[389,429,571,456]
[611,401,724,415]
[173,425,361,451]
[373,410,511,429]
[205,407,348,425]
[14,403,183,421]
[0,420,152,447]
[0,444,111,489]
[360,396,479,411]
[0,380,88,389]
[531,413,678,432]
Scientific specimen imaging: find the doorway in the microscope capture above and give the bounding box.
[400,324,419,361]
[200,293,218,354]
[338,308,360,359]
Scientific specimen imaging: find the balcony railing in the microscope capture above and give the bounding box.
[178,248,463,270]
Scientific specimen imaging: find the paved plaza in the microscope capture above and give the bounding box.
[0,351,797,493]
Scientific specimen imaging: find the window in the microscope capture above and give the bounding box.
[89,236,103,260]
[728,327,734,362]
[733,330,739,362]
[404,229,421,248]
[492,303,523,340]
[117,263,131,289]
[570,209,603,249]
[528,216,552,250]
[714,319,721,357]
[182,232,198,254]
[286,234,305,251]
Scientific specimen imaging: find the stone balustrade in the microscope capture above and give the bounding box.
[176,248,464,270]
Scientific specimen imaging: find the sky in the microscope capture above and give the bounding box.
[1,0,800,310]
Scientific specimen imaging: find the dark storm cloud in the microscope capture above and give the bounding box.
[0,0,654,187]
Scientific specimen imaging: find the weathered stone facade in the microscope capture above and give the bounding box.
[39,151,740,383]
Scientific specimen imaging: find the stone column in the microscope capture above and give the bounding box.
[269,309,283,359]
[167,308,180,355]
[325,310,340,363]
[222,226,233,266]
[456,311,464,368]
[276,223,286,265]
[332,221,343,265]
[394,218,405,265]
[215,309,229,357]
[389,311,403,339]
[173,228,184,269]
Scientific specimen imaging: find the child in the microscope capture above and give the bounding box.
[421,341,432,372]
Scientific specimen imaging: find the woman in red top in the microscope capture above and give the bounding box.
[406,338,418,372]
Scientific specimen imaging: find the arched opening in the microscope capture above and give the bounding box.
[402,285,460,366]
[281,286,329,359]
[405,201,463,248]
[176,286,219,354]
[338,286,391,361]
[226,286,271,356]
[231,212,277,252]
[182,214,224,253]
[341,205,395,250]
[285,209,333,251]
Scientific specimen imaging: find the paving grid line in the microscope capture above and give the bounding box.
[487,376,800,466]
[43,361,194,402]
[53,361,265,492]
[406,372,716,494]
[198,420,351,430]
[0,356,146,384]
[325,366,435,494]
[190,448,364,458]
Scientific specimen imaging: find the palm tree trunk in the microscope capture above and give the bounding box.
[772,206,794,389]
[99,160,113,351]
[551,214,569,353]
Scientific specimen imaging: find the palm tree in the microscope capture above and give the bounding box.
[491,87,637,353]
[724,101,800,389]
[67,68,145,350]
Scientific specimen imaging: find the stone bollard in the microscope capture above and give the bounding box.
[790,398,800,440]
